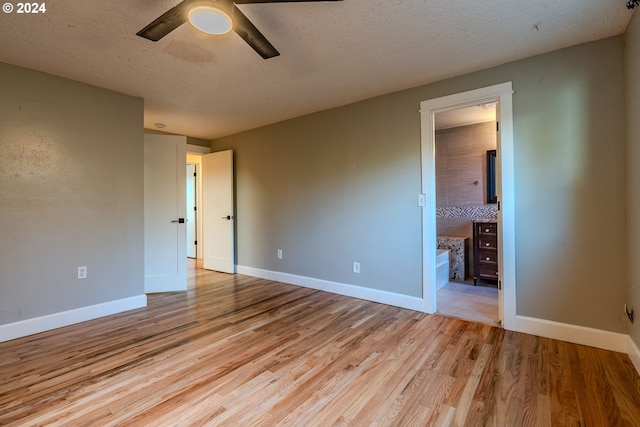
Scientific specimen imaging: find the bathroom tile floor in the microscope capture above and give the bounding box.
[437,281,500,326]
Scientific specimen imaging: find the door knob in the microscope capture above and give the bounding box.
[221,215,234,220]
[170,218,185,223]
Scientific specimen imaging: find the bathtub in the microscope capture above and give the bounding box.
[436,249,451,290]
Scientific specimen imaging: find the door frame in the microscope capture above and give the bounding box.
[187,145,211,260]
[419,82,516,329]
[186,162,198,258]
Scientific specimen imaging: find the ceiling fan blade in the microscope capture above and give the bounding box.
[232,5,280,59]
[137,0,194,41]
[235,0,342,3]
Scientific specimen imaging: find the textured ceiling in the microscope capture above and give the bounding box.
[436,103,496,131]
[0,1,634,139]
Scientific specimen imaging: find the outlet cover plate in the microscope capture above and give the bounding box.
[353,262,360,274]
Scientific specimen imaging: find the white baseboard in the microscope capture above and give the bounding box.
[511,314,636,361]
[237,265,425,312]
[0,295,147,343]
[628,336,640,376]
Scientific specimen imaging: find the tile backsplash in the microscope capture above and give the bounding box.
[436,206,498,219]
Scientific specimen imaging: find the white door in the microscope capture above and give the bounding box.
[186,163,197,258]
[202,150,235,273]
[144,134,187,292]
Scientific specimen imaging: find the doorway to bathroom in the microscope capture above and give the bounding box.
[186,163,198,259]
[420,82,516,329]
[433,104,499,325]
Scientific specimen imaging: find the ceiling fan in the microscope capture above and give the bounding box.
[137,0,343,59]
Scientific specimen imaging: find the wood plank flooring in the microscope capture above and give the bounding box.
[1,260,639,426]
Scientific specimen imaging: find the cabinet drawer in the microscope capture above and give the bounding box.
[476,222,497,236]
[477,249,497,263]
[478,263,498,279]
[477,237,497,250]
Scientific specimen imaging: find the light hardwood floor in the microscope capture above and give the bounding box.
[1,260,639,426]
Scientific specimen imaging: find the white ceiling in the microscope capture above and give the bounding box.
[0,1,633,140]
[436,103,496,130]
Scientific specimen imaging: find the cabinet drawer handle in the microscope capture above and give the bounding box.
[485,243,490,247]
[485,228,490,232]
[486,257,490,261]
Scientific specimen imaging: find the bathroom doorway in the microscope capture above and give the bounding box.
[433,104,499,325]
[186,163,198,259]
[186,146,211,264]
[420,82,516,329]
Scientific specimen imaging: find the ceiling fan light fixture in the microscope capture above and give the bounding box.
[188,5,233,35]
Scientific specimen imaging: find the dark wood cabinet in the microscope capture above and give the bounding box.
[473,220,498,285]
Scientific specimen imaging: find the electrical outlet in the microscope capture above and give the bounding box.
[353,262,360,274]
[78,266,87,279]
[277,249,283,259]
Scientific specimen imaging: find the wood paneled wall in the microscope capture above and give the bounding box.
[436,121,497,239]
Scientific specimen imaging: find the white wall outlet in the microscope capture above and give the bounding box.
[417,194,426,207]
[277,249,283,259]
[78,266,87,279]
[353,262,360,274]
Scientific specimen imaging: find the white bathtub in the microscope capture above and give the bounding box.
[436,249,451,290]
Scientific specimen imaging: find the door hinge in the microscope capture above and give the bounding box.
[194,240,197,245]
[496,121,500,132]
[193,206,197,211]
[497,201,501,211]
[498,280,502,290]
[193,172,197,177]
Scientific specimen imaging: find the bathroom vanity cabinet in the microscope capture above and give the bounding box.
[472,220,498,285]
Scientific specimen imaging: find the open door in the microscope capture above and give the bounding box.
[202,150,235,273]
[144,134,187,292]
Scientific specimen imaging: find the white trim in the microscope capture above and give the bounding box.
[186,144,211,154]
[628,336,640,376]
[0,295,147,343]
[419,82,515,329]
[513,314,630,353]
[237,266,425,312]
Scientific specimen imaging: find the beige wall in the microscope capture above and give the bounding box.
[626,12,640,348]
[0,62,144,325]
[212,36,628,333]
[212,105,423,296]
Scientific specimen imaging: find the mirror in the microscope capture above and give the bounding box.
[486,149,497,203]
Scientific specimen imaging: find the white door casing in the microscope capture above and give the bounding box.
[144,134,187,293]
[202,150,235,274]
[419,82,515,329]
